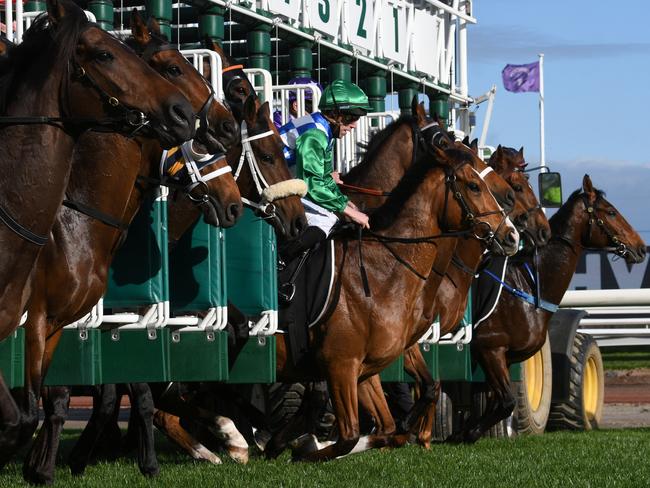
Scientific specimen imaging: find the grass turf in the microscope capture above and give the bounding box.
[1,428,649,487]
[602,347,650,370]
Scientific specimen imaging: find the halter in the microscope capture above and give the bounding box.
[233,120,306,216]
[581,194,630,258]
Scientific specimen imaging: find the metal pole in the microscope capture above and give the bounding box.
[539,53,545,168]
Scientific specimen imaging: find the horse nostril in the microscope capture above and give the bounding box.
[538,227,550,245]
[293,215,307,238]
[638,246,647,260]
[222,120,236,136]
[227,202,242,223]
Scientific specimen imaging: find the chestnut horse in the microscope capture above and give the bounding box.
[264,111,519,461]
[0,0,198,465]
[374,143,552,448]
[11,13,242,484]
[461,175,646,441]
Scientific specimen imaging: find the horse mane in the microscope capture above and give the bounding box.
[0,6,89,113]
[368,141,466,232]
[549,187,606,234]
[344,115,418,183]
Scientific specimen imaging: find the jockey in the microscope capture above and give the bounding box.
[279,79,371,258]
[272,76,323,129]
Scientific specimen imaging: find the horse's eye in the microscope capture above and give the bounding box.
[260,153,274,164]
[513,184,523,192]
[608,210,617,217]
[166,65,182,77]
[95,51,114,62]
[468,182,481,192]
[236,86,246,95]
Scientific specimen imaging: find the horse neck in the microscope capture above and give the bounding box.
[64,133,145,254]
[346,124,413,191]
[537,201,586,304]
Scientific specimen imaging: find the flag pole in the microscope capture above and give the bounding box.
[538,53,545,169]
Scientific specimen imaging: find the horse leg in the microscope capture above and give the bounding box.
[68,384,119,475]
[22,385,70,485]
[292,364,408,461]
[402,346,440,448]
[464,347,515,443]
[153,409,222,463]
[155,387,248,463]
[0,375,21,468]
[125,383,159,477]
[358,376,396,435]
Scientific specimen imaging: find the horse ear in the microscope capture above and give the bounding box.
[130,9,150,45]
[470,138,479,153]
[147,16,164,39]
[462,136,470,145]
[258,101,271,121]
[519,146,524,156]
[582,174,596,201]
[243,95,257,124]
[46,0,69,26]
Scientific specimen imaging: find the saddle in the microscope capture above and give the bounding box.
[278,239,335,366]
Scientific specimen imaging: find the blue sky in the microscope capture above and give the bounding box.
[467,0,650,242]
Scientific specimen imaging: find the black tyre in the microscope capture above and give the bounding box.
[547,333,604,431]
[266,383,305,433]
[514,333,553,434]
[432,390,453,441]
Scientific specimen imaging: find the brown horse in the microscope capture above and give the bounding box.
[374,142,552,448]
[461,174,646,442]
[57,76,309,474]
[264,111,519,460]
[12,13,242,484]
[0,0,196,457]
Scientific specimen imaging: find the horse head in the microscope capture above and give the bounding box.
[559,175,646,264]
[431,138,520,256]
[15,0,196,146]
[229,95,307,240]
[489,145,550,248]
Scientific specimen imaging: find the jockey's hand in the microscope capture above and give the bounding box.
[343,204,370,229]
[331,171,343,185]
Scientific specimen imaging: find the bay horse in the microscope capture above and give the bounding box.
[460,174,646,442]
[11,12,243,483]
[46,87,309,475]
[264,111,520,461]
[0,0,196,455]
[370,142,552,448]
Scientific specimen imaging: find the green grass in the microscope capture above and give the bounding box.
[602,347,650,370]
[2,429,650,487]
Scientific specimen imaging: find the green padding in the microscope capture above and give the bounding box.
[0,329,25,388]
[438,344,472,381]
[105,192,169,307]
[169,330,229,381]
[228,336,276,383]
[225,208,277,315]
[380,355,405,382]
[100,329,170,383]
[419,344,439,380]
[46,329,102,386]
[169,218,226,312]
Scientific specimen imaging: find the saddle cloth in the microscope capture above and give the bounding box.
[278,239,335,366]
[471,255,508,328]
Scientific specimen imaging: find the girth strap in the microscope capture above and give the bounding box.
[62,199,128,231]
[0,204,49,246]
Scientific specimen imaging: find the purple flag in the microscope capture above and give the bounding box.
[502,62,540,93]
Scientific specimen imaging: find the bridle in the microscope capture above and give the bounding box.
[582,194,630,258]
[233,120,306,217]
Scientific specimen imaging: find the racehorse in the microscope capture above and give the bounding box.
[264,110,519,461]
[376,142,552,448]
[12,12,242,484]
[43,70,309,475]
[460,174,646,442]
[0,0,196,457]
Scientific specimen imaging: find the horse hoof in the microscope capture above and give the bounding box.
[289,434,319,461]
[140,463,160,477]
[22,466,54,486]
[227,446,249,464]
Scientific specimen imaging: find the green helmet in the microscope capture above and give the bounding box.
[319,79,372,116]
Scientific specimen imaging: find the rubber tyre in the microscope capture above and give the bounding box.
[266,383,305,433]
[432,390,453,441]
[547,333,604,431]
[471,391,516,439]
[514,333,553,434]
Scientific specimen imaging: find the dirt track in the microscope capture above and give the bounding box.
[601,369,650,428]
